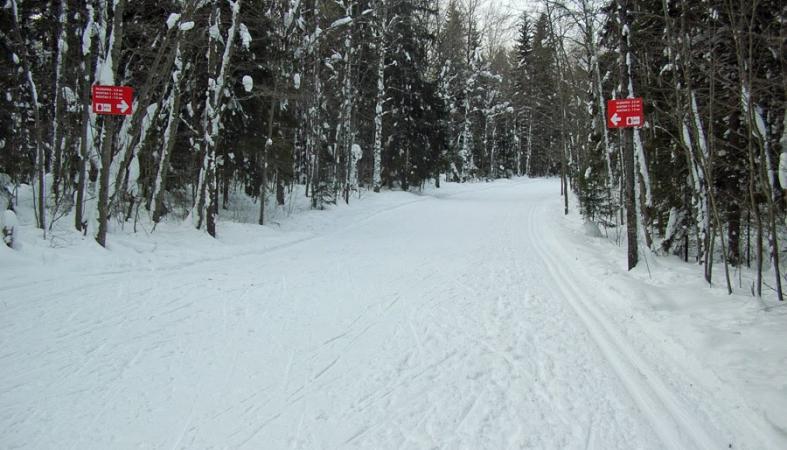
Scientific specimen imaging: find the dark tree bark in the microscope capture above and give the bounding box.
[617,0,637,270]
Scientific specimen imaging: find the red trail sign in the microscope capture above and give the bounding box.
[92,85,134,115]
[607,97,644,129]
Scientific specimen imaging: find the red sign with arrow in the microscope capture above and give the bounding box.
[607,97,643,129]
[92,85,134,116]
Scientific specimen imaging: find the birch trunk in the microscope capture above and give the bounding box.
[194,0,241,237]
[308,0,323,208]
[10,0,46,236]
[461,92,473,179]
[151,44,185,223]
[50,0,68,203]
[339,2,355,203]
[372,0,386,192]
[109,18,185,214]
[75,1,97,232]
[525,111,533,176]
[94,0,126,247]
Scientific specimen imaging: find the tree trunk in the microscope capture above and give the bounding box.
[617,0,637,269]
[96,117,117,247]
[10,0,46,236]
[75,1,97,232]
[194,0,241,237]
[259,77,277,225]
[93,0,126,246]
[50,0,68,204]
[151,45,184,223]
[372,0,385,193]
[276,172,285,206]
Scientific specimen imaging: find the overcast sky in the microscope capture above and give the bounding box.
[479,0,542,48]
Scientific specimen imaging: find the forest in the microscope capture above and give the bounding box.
[1,0,785,299]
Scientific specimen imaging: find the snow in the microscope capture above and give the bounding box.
[284,12,293,30]
[166,13,180,30]
[62,86,77,112]
[351,143,362,160]
[1,179,785,449]
[330,16,352,29]
[779,153,787,190]
[208,23,222,42]
[691,91,709,159]
[658,207,684,249]
[97,56,114,85]
[81,5,94,55]
[582,220,602,237]
[178,21,194,32]
[239,23,251,49]
[293,73,301,90]
[1,209,16,229]
[58,35,68,53]
[659,62,674,76]
[633,129,652,207]
[782,111,787,149]
[1,224,13,247]
[242,75,253,92]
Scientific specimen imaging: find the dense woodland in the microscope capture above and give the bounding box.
[0,0,785,298]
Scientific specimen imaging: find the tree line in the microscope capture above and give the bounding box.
[544,0,785,300]
[1,0,785,299]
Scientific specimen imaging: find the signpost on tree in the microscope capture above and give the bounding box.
[608,97,644,271]
[91,84,133,247]
[607,98,644,129]
[92,85,134,115]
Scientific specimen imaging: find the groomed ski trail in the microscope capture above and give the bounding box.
[0,178,778,449]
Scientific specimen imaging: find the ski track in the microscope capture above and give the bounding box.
[527,202,718,449]
[0,179,774,449]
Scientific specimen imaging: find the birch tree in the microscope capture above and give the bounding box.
[8,0,46,236]
[193,0,242,237]
[372,0,387,192]
[94,0,126,247]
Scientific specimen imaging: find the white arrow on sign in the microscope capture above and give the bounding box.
[118,100,129,113]
[611,113,621,126]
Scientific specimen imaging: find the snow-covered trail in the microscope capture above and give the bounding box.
[0,179,777,449]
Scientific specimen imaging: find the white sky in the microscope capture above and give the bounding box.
[434,0,543,49]
[477,0,542,48]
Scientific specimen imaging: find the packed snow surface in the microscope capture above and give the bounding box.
[1,179,785,449]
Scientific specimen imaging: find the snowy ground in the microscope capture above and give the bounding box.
[1,178,785,449]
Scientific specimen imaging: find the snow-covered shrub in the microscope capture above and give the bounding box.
[1,209,15,248]
[0,174,14,248]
